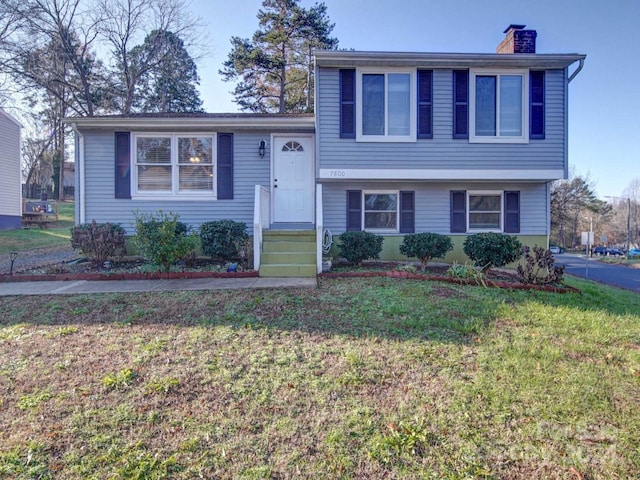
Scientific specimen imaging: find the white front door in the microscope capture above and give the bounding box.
[272,136,314,223]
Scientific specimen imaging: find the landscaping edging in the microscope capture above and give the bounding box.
[0,270,259,283]
[319,271,581,294]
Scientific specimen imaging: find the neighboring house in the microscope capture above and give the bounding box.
[68,25,585,276]
[0,108,22,230]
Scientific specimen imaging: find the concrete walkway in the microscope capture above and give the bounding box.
[0,277,317,296]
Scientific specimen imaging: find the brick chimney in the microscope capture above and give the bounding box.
[496,24,537,54]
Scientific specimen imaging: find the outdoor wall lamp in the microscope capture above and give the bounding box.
[258,139,266,158]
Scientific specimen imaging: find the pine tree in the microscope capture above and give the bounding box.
[220,0,338,113]
[133,30,203,113]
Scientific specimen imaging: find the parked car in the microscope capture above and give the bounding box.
[593,246,624,256]
[628,248,640,258]
[549,245,564,254]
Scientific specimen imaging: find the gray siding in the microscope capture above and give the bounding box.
[317,68,565,171]
[0,111,21,225]
[82,129,272,234]
[322,182,549,236]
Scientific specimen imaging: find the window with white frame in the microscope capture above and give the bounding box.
[468,191,503,231]
[134,134,215,197]
[364,191,398,231]
[357,69,416,142]
[470,69,528,143]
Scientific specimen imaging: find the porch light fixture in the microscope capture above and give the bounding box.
[258,139,266,158]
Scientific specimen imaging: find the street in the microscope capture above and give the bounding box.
[554,253,640,293]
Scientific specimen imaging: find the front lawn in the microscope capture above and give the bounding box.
[1,277,639,479]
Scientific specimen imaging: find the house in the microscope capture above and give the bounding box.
[0,108,23,230]
[315,25,585,262]
[68,25,585,276]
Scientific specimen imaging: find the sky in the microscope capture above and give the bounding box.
[191,0,640,200]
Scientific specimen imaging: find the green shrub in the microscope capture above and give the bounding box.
[399,232,453,270]
[446,261,487,286]
[338,231,383,265]
[463,232,522,271]
[199,220,248,261]
[516,245,565,285]
[70,220,126,266]
[132,211,199,272]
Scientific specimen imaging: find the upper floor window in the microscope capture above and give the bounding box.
[356,69,416,142]
[133,133,216,197]
[469,69,529,143]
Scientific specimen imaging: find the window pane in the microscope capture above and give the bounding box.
[499,75,522,136]
[469,213,500,229]
[364,193,397,230]
[469,195,501,211]
[136,137,170,164]
[362,74,384,135]
[138,165,171,191]
[365,193,397,211]
[475,76,496,136]
[388,73,410,135]
[178,137,213,164]
[365,212,397,229]
[179,165,213,191]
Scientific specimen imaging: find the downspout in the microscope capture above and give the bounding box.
[568,58,584,84]
[70,123,85,224]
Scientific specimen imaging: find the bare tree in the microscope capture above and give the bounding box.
[96,0,205,113]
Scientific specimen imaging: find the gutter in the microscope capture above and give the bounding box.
[69,123,85,224]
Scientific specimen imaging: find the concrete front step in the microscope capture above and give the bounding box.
[262,231,316,242]
[259,264,317,278]
[262,241,316,253]
[259,230,317,278]
[261,251,316,264]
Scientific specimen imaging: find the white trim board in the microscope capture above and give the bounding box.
[318,169,564,181]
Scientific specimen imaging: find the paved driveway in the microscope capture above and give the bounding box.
[554,253,640,293]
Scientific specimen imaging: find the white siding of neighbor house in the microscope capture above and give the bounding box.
[316,68,566,172]
[322,182,549,236]
[0,109,22,228]
[81,129,274,234]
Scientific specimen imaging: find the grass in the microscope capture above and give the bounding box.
[0,201,75,254]
[0,276,639,478]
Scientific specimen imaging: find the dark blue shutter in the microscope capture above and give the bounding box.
[115,132,131,199]
[217,133,234,199]
[450,190,466,233]
[399,191,415,233]
[504,191,520,233]
[417,70,433,139]
[346,190,361,231]
[453,70,469,139]
[530,71,545,139]
[340,69,356,138]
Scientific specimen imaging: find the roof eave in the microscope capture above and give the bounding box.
[314,51,586,69]
[64,115,316,130]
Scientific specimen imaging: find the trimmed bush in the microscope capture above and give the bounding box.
[516,245,565,285]
[338,231,383,265]
[199,220,248,261]
[132,211,199,272]
[399,232,453,270]
[463,232,522,271]
[70,220,126,267]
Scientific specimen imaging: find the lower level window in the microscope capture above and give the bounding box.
[364,192,398,231]
[468,192,502,230]
[134,134,215,196]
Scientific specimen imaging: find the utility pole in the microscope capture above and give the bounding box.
[627,197,631,258]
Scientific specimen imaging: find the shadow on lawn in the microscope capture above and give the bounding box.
[1,276,637,344]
